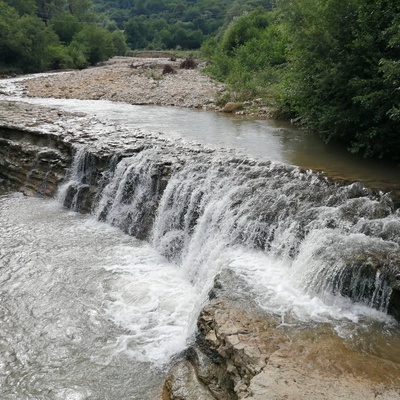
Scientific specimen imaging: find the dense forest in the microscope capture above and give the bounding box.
[93,0,272,50]
[1,0,399,161]
[0,0,271,74]
[0,0,127,73]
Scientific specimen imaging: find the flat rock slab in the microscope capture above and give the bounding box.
[196,298,400,399]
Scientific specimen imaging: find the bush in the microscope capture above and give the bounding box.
[180,57,197,69]
[70,25,114,65]
[202,8,286,102]
[276,0,400,161]
[44,44,75,70]
[162,64,176,74]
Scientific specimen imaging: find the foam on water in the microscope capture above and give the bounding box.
[100,243,197,362]
[0,194,198,382]
[224,247,394,326]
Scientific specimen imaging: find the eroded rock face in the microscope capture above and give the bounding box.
[0,128,72,196]
[165,271,400,400]
[0,101,178,235]
[163,361,218,400]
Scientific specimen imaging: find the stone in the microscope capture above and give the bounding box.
[192,296,400,400]
[222,102,238,113]
[163,361,216,400]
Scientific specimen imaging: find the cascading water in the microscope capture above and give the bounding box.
[1,127,400,400]
[58,145,400,322]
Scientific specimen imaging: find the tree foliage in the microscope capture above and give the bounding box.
[204,0,400,162]
[203,8,285,100]
[93,0,273,50]
[277,0,400,160]
[0,0,127,73]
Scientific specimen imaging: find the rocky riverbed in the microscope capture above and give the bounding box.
[19,56,271,116]
[21,56,224,109]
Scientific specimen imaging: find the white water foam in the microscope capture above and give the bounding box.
[224,246,394,326]
[100,242,197,363]
[0,194,198,367]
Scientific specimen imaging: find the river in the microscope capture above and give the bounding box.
[2,74,400,190]
[1,76,400,399]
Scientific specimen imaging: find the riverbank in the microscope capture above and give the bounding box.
[21,56,223,109]
[20,56,272,117]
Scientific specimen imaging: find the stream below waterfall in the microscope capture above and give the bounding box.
[2,186,400,399]
[2,75,400,399]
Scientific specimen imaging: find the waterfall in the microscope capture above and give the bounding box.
[57,146,95,211]
[58,145,400,319]
[94,149,169,239]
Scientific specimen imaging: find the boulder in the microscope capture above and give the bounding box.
[164,270,400,400]
[222,102,238,113]
[163,361,217,400]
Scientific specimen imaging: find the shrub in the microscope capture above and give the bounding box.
[162,64,176,74]
[180,57,197,69]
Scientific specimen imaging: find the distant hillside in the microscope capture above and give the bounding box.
[92,0,273,50]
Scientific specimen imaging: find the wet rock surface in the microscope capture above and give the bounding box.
[0,103,77,195]
[0,100,192,228]
[165,271,400,400]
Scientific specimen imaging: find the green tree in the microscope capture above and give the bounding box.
[3,0,37,15]
[221,8,269,54]
[0,0,127,72]
[50,11,82,43]
[124,16,149,48]
[67,0,92,17]
[18,14,60,70]
[277,0,400,160]
[35,0,65,22]
[70,24,114,64]
[110,29,127,55]
[0,1,26,67]
[203,8,286,100]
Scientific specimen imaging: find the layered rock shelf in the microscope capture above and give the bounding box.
[164,272,400,399]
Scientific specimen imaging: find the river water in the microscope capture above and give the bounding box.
[1,77,400,398]
[2,75,400,190]
[0,193,194,399]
